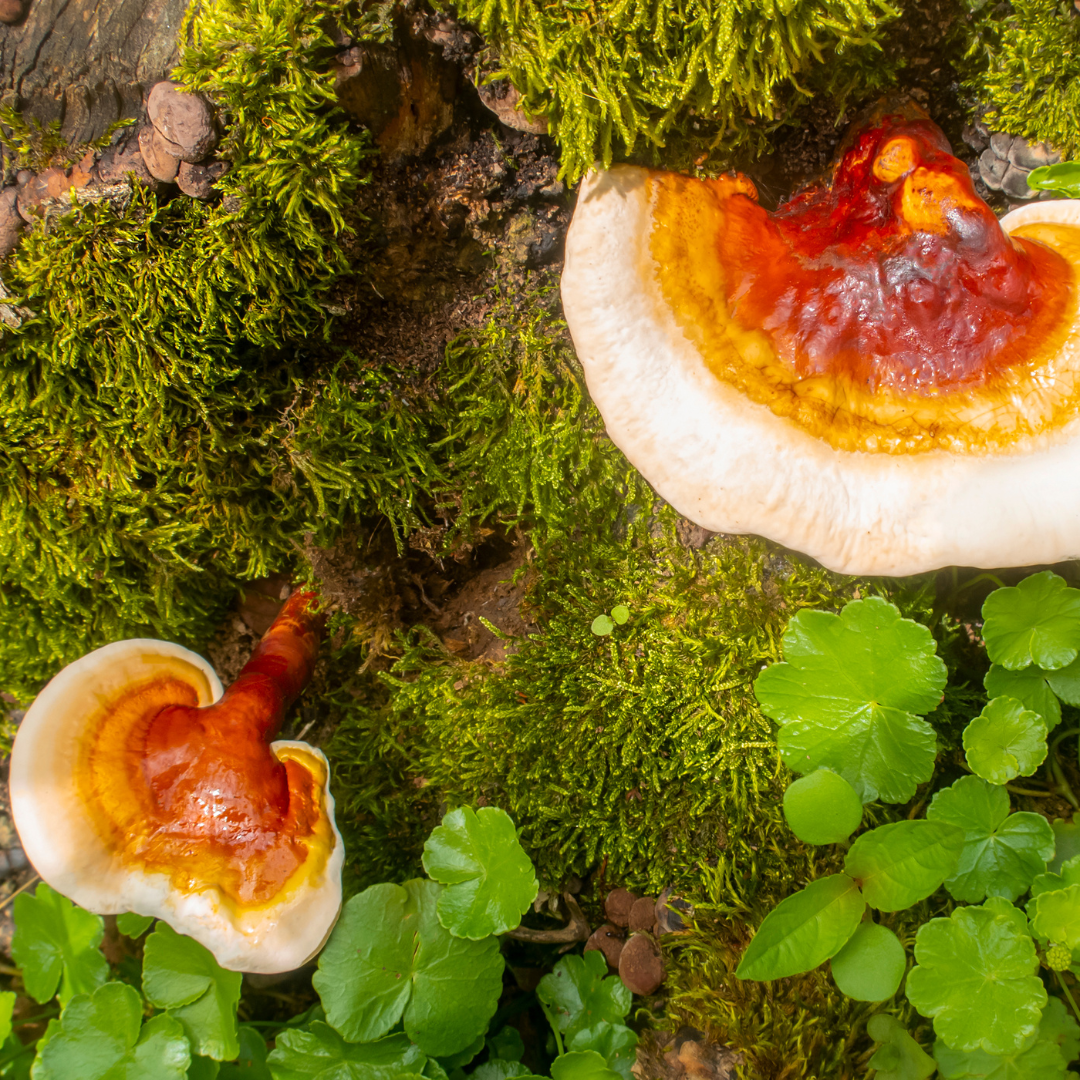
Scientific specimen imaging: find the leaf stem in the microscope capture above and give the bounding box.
[1050,754,1080,811]
[1004,785,1054,797]
[0,1040,37,1070]
[538,998,564,1057]
[1056,970,1080,1028]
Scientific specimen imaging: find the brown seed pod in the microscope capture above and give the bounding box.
[618,932,664,995]
[584,923,625,969]
[628,895,657,933]
[605,887,637,928]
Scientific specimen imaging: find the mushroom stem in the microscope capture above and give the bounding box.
[206,588,324,741]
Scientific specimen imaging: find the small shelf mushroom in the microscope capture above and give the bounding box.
[10,590,343,973]
[562,102,1080,575]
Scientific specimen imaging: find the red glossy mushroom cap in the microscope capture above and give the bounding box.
[562,107,1080,574]
[10,591,343,972]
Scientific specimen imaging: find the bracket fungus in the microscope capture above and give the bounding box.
[10,590,343,973]
[562,105,1080,575]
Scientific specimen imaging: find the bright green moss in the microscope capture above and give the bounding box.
[964,0,1080,156]
[0,0,393,698]
[454,0,899,181]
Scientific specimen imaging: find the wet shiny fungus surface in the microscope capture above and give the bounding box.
[75,594,329,910]
[650,113,1080,453]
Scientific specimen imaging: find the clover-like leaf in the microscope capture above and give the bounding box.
[537,951,632,1042]
[218,1027,272,1080]
[933,997,1079,1079]
[782,770,863,846]
[189,1057,221,1080]
[1046,654,1080,706]
[116,912,154,939]
[866,1014,936,1080]
[314,879,503,1057]
[610,606,630,626]
[591,616,614,637]
[829,923,905,1002]
[984,665,1061,731]
[906,899,1046,1054]
[471,1063,531,1080]
[755,597,945,803]
[963,698,1048,785]
[267,1024,426,1080]
[981,572,1080,671]
[11,882,108,1006]
[844,820,964,911]
[143,922,242,1061]
[32,981,190,1080]
[487,1027,525,1063]
[1030,884,1080,953]
[422,807,538,939]
[734,874,865,981]
[1027,161,1080,197]
[568,1024,638,1080]
[926,777,1054,902]
[549,1051,621,1080]
[1051,818,1080,872]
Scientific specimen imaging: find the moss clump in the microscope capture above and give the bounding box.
[964,0,1080,156]
[454,0,900,181]
[322,295,866,895]
[0,0,400,698]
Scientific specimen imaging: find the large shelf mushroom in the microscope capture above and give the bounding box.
[561,103,1080,575]
[10,590,343,973]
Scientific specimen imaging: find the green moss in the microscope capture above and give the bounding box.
[963,0,1080,156]
[320,295,865,894]
[454,0,900,181]
[0,0,398,698]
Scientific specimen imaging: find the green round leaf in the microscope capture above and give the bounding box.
[568,1023,638,1080]
[422,806,539,938]
[734,874,865,981]
[472,1062,531,1080]
[314,879,504,1057]
[219,1025,270,1080]
[537,952,631,1042]
[984,664,1061,732]
[591,616,614,637]
[550,1051,621,1080]
[782,770,863,845]
[906,899,1046,1055]
[11,882,108,1006]
[1030,883,1080,952]
[1051,818,1080,873]
[267,1024,426,1080]
[981,572,1080,671]
[116,912,155,940]
[610,606,630,625]
[926,777,1055,902]
[33,982,190,1080]
[1026,161,1080,197]
[1046,654,1080,706]
[934,997,1079,1079]
[844,820,965,911]
[829,923,905,1002]
[143,922,242,1062]
[755,597,945,804]
[866,1015,936,1080]
[963,698,1048,785]
[487,1027,525,1063]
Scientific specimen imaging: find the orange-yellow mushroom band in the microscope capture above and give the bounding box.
[561,113,1080,575]
[11,619,343,973]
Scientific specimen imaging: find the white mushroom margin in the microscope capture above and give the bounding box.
[561,166,1080,575]
[10,639,343,973]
